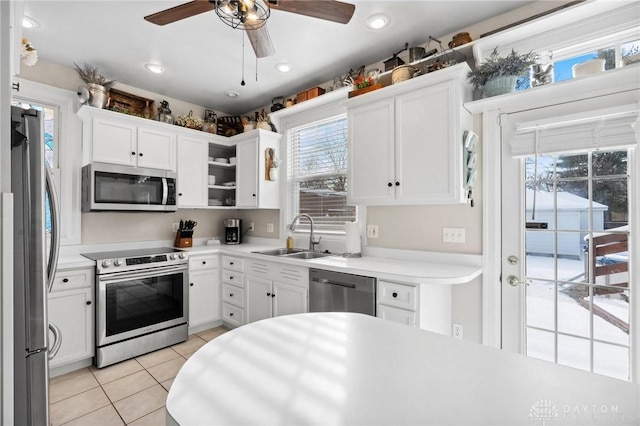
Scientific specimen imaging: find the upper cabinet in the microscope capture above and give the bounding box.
[345,63,473,205]
[235,129,281,209]
[79,107,176,171]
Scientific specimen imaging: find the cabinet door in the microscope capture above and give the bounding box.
[246,275,272,323]
[188,269,221,330]
[48,288,93,368]
[236,139,258,208]
[395,82,460,204]
[273,281,308,317]
[177,137,208,207]
[377,304,417,327]
[137,128,176,171]
[92,118,137,166]
[347,99,395,205]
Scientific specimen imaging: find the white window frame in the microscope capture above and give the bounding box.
[13,78,82,245]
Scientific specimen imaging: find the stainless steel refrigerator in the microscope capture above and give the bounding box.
[11,105,61,425]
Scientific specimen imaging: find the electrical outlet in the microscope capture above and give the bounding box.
[367,225,379,239]
[249,222,255,231]
[443,227,466,243]
[453,323,463,340]
[266,223,274,233]
[172,223,180,232]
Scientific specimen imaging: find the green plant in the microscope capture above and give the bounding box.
[74,62,116,90]
[467,47,539,89]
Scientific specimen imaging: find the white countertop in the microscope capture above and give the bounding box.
[166,313,639,426]
[57,239,482,285]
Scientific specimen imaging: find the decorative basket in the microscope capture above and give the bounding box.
[175,110,204,130]
[483,75,518,98]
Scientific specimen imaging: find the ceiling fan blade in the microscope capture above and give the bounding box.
[269,0,355,24]
[144,0,216,26]
[246,26,275,58]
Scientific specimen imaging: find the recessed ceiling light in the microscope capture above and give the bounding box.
[275,63,292,73]
[365,14,389,30]
[22,16,40,29]
[144,63,164,74]
[226,91,240,98]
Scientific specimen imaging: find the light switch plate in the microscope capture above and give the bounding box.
[367,225,379,239]
[443,227,466,243]
[266,223,274,233]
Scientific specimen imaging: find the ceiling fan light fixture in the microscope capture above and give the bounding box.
[144,63,165,74]
[226,90,240,98]
[275,63,292,73]
[365,14,389,30]
[216,0,270,30]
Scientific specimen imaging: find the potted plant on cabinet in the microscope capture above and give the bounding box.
[74,62,116,109]
[467,47,538,98]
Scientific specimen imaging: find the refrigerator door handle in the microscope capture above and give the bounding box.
[48,322,62,360]
[45,164,61,291]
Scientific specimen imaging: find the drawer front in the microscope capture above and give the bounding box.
[276,264,308,287]
[377,281,417,311]
[247,259,272,278]
[222,283,245,308]
[189,255,219,271]
[222,270,244,288]
[222,303,244,328]
[52,269,93,292]
[377,304,417,327]
[221,255,244,272]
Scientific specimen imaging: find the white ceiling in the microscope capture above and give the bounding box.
[22,0,535,115]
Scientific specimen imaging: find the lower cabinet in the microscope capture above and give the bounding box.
[245,259,308,324]
[48,268,94,370]
[188,254,221,333]
[221,255,245,328]
[376,280,418,327]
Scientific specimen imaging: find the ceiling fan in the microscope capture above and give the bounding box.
[144,0,356,58]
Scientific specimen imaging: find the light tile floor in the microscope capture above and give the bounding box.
[49,326,229,426]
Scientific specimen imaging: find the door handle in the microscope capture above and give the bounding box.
[48,322,62,360]
[506,275,530,287]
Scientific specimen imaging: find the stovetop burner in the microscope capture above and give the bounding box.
[82,247,182,261]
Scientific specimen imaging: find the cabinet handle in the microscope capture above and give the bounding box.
[178,193,183,196]
[271,293,276,298]
[230,276,234,280]
[62,278,69,283]
[395,182,400,186]
[392,292,398,298]
[267,292,271,297]
[387,182,392,187]
[86,301,92,305]
[230,262,234,265]
[190,283,194,287]
[202,261,206,265]
[230,293,234,297]
[131,152,136,156]
[139,153,144,157]
[252,194,256,197]
[230,312,234,317]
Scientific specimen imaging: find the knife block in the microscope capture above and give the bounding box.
[174,231,193,248]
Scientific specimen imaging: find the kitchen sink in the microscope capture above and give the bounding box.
[252,248,306,256]
[283,251,334,260]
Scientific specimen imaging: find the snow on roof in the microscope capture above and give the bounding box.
[525,189,608,211]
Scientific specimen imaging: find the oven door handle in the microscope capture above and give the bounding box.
[99,265,188,283]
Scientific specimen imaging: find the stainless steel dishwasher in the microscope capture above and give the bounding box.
[309,268,376,316]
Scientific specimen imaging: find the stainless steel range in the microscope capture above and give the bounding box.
[82,247,189,368]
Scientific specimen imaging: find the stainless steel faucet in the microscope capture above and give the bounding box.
[289,213,321,251]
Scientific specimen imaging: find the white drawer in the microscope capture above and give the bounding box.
[222,303,244,328]
[377,304,417,327]
[52,268,93,292]
[221,255,244,272]
[222,283,245,308]
[189,255,219,271]
[377,281,417,311]
[222,270,244,288]
[276,264,308,287]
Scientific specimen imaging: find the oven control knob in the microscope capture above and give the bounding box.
[178,252,187,259]
[114,259,123,266]
[102,260,113,268]
[170,253,178,260]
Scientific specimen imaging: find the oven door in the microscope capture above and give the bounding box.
[96,264,188,347]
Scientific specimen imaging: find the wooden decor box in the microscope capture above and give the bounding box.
[306,87,325,99]
[107,88,154,117]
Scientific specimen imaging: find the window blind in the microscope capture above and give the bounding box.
[509,104,639,157]
[287,114,356,233]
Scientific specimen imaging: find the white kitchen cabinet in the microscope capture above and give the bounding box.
[245,259,308,324]
[48,268,94,370]
[78,106,176,171]
[177,136,208,207]
[235,129,281,209]
[221,255,245,328]
[188,254,220,333]
[376,280,418,327]
[346,63,472,205]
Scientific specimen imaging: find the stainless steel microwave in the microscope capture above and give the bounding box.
[82,163,177,212]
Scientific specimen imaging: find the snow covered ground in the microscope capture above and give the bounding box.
[525,255,629,380]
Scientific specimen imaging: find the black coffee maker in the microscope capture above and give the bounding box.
[224,219,242,244]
